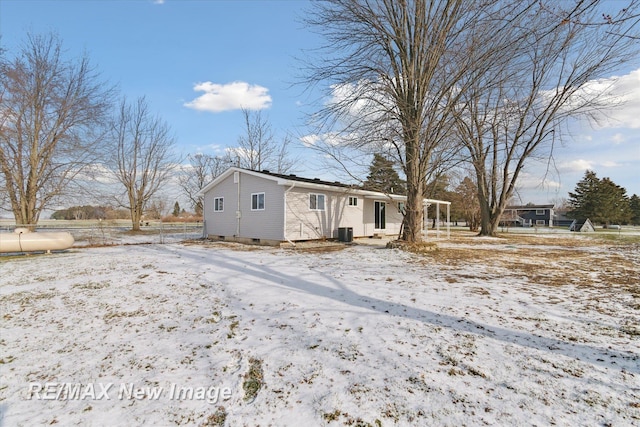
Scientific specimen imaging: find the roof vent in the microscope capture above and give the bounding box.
[313,178,320,181]
[262,170,270,173]
[289,174,297,177]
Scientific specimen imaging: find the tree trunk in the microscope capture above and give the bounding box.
[403,161,424,242]
[130,203,142,231]
[478,210,500,236]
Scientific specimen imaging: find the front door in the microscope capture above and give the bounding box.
[374,201,386,230]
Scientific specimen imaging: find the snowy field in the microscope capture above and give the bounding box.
[1,232,639,426]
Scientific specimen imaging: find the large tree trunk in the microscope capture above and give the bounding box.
[477,207,500,236]
[403,183,424,242]
[130,199,143,231]
[402,142,424,242]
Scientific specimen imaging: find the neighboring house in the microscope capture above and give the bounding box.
[569,218,595,232]
[553,211,575,228]
[500,204,555,227]
[199,167,450,245]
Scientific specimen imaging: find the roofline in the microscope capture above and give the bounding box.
[505,204,555,209]
[198,167,450,204]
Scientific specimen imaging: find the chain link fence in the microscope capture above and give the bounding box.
[0,220,204,247]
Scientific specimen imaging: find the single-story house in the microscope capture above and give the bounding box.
[198,167,450,245]
[500,204,555,227]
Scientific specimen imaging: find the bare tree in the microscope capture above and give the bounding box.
[453,0,639,236]
[230,108,296,173]
[179,153,228,215]
[0,33,113,226]
[304,0,493,242]
[107,97,178,231]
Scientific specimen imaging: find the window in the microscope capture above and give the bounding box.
[398,202,406,214]
[251,192,265,210]
[536,209,545,215]
[213,197,224,212]
[536,219,545,225]
[348,196,358,206]
[309,193,325,211]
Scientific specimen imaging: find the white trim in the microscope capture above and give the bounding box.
[213,197,224,212]
[251,192,265,211]
[309,193,326,211]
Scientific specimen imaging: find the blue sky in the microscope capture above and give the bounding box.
[1,0,639,206]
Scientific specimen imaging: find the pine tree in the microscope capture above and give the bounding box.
[568,170,631,225]
[630,195,640,226]
[568,170,600,221]
[173,201,181,217]
[363,154,406,195]
[595,178,631,226]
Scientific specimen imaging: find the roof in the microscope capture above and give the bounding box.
[254,169,357,189]
[198,167,450,205]
[505,204,555,210]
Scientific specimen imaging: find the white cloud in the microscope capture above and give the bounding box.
[610,133,625,144]
[558,159,593,172]
[586,68,640,129]
[300,132,357,148]
[601,160,620,168]
[184,81,272,113]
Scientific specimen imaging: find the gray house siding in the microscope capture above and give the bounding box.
[284,187,363,240]
[238,172,284,241]
[203,173,238,238]
[204,170,284,241]
[362,198,404,237]
[201,167,447,244]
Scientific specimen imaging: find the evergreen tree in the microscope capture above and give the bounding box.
[595,178,631,226]
[630,195,640,226]
[363,154,406,195]
[568,170,631,225]
[568,170,601,221]
[173,201,181,217]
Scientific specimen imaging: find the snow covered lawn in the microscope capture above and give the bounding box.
[1,235,638,426]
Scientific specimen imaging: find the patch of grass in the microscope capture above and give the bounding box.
[227,319,239,339]
[201,407,227,427]
[242,357,264,403]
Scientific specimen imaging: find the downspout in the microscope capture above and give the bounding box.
[283,182,296,247]
[236,171,241,237]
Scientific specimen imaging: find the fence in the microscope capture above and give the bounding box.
[0,220,204,247]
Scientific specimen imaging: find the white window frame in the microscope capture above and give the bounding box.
[251,192,265,211]
[348,196,358,207]
[536,219,545,225]
[398,202,406,214]
[213,197,224,212]
[536,209,545,215]
[309,193,326,211]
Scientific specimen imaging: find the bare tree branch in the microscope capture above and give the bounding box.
[0,32,114,226]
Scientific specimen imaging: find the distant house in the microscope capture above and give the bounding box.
[553,211,575,228]
[199,167,450,245]
[569,218,595,232]
[500,204,555,227]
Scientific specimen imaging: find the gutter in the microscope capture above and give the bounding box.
[283,182,296,247]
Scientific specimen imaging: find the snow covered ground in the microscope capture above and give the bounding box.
[1,234,638,426]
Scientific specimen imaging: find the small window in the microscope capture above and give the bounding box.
[536,219,545,225]
[309,193,325,211]
[536,209,545,215]
[251,192,265,210]
[348,196,358,206]
[214,197,224,212]
[398,202,406,214]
